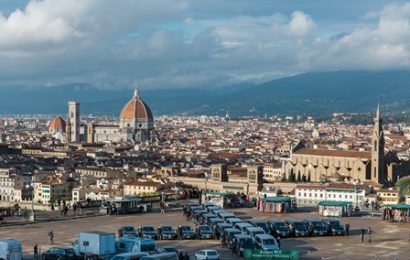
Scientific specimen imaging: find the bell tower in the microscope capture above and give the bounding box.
[371,104,385,184]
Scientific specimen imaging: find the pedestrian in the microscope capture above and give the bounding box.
[160,201,165,214]
[367,227,372,243]
[184,252,190,260]
[345,223,350,236]
[34,243,38,259]
[48,229,54,245]
[64,205,68,216]
[183,205,187,217]
[360,228,365,242]
[73,203,77,214]
[231,237,237,253]
[277,236,281,249]
[178,252,184,260]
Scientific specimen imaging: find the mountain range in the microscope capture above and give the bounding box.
[2,70,410,116]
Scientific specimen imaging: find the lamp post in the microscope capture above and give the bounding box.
[26,183,35,221]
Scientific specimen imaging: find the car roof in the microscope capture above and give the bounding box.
[225,228,241,232]
[255,234,275,239]
[269,220,286,223]
[226,217,242,221]
[245,227,265,231]
[235,222,253,227]
[202,249,218,253]
[209,217,223,221]
[234,234,252,239]
[250,219,265,223]
[219,212,235,216]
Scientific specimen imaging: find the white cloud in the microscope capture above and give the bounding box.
[1,1,410,89]
[289,11,315,37]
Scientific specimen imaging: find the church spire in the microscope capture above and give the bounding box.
[133,84,139,99]
[376,103,381,119]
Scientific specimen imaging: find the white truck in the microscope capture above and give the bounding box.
[116,237,155,254]
[73,231,116,259]
[0,239,23,260]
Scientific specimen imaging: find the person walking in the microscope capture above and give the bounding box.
[367,227,372,243]
[48,229,54,245]
[277,236,281,249]
[160,201,165,214]
[360,228,365,242]
[345,223,350,236]
[184,252,190,260]
[33,244,38,259]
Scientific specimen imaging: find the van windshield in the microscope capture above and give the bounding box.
[263,239,277,245]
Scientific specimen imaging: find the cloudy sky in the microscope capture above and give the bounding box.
[1,0,410,89]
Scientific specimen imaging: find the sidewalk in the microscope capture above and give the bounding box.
[1,207,103,226]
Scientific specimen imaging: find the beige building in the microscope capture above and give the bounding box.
[123,180,159,196]
[376,188,401,205]
[263,162,284,182]
[34,179,71,204]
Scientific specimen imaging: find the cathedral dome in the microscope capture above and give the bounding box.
[120,88,153,121]
[48,117,66,131]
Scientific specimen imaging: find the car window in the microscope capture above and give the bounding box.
[200,226,211,232]
[162,226,172,231]
[65,249,75,256]
[124,227,135,232]
[54,248,65,255]
[207,251,217,256]
[142,227,155,232]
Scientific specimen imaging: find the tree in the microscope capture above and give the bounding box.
[302,175,307,182]
[288,171,296,182]
[396,176,410,195]
[281,174,287,182]
[308,172,311,182]
[297,171,302,182]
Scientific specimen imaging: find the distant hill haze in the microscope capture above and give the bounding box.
[2,71,410,116]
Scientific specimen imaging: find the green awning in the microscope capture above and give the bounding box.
[317,200,352,207]
[381,204,410,209]
[262,196,292,203]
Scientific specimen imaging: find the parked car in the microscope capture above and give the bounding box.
[303,219,328,236]
[195,225,214,239]
[285,220,309,237]
[249,219,270,234]
[194,249,219,260]
[118,226,137,238]
[254,234,280,251]
[215,223,233,239]
[208,217,224,229]
[207,206,220,214]
[158,225,177,240]
[139,226,158,240]
[41,247,79,260]
[202,202,216,210]
[223,228,242,248]
[226,217,243,226]
[110,252,149,260]
[233,234,255,256]
[244,227,266,238]
[234,222,254,234]
[156,246,179,255]
[177,225,195,239]
[140,252,178,260]
[267,220,291,238]
[322,218,346,236]
[201,213,217,225]
[217,212,236,221]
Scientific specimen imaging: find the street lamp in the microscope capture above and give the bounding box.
[25,183,35,221]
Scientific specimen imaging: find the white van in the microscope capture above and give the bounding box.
[0,239,23,260]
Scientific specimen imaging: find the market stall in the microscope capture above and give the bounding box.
[318,201,353,217]
[258,196,292,213]
[381,204,410,223]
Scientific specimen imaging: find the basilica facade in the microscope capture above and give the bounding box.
[285,106,410,186]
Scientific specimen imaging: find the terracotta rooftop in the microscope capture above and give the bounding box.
[294,148,371,159]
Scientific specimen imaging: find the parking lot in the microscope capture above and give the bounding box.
[1,205,410,259]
